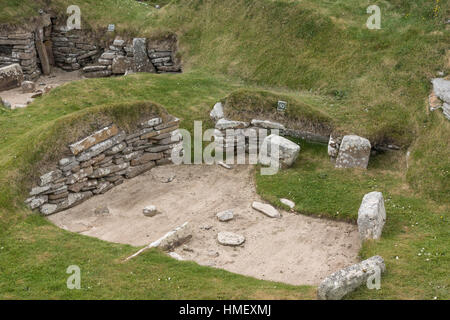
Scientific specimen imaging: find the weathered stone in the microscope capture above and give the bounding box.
[21,81,35,93]
[140,117,162,128]
[100,52,115,60]
[35,40,51,75]
[157,130,183,145]
[335,135,371,169]
[252,201,281,218]
[93,181,113,194]
[39,170,62,186]
[89,162,129,178]
[151,222,192,251]
[131,153,163,166]
[317,256,386,300]
[443,102,450,120]
[431,78,450,103]
[48,191,69,200]
[105,142,126,155]
[0,64,23,91]
[132,38,156,73]
[217,232,245,246]
[216,209,234,222]
[82,65,106,72]
[154,118,180,131]
[39,191,92,215]
[112,56,133,74]
[251,119,285,130]
[357,191,386,240]
[210,102,224,122]
[98,58,113,66]
[70,125,119,155]
[67,179,88,192]
[76,132,126,162]
[125,161,155,179]
[327,134,341,159]
[259,134,300,168]
[25,195,48,210]
[280,198,295,209]
[143,205,159,217]
[215,118,249,130]
[113,39,125,47]
[30,185,51,196]
[66,167,93,184]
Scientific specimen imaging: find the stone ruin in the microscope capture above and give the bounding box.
[26,115,183,216]
[0,14,182,94]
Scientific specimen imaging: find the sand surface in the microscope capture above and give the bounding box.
[0,69,82,109]
[48,164,361,285]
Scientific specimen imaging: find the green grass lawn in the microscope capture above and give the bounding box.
[0,0,449,299]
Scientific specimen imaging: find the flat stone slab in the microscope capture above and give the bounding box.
[217,232,245,246]
[318,255,386,300]
[357,191,386,240]
[215,118,249,130]
[280,198,295,209]
[252,201,280,218]
[251,119,285,130]
[216,209,234,222]
[69,125,119,155]
[335,135,371,169]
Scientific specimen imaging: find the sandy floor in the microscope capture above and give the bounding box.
[0,68,82,109]
[48,164,361,285]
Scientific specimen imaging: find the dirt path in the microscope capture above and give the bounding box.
[48,164,361,286]
[0,69,82,109]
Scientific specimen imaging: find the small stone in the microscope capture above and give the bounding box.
[252,201,281,218]
[217,232,245,246]
[94,206,110,215]
[216,209,234,222]
[21,81,36,93]
[280,198,295,209]
[218,161,232,169]
[143,205,159,217]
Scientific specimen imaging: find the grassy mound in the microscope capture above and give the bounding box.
[223,89,333,137]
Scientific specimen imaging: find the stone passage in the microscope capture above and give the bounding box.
[26,116,183,215]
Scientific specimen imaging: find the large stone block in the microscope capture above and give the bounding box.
[0,63,23,91]
[335,135,371,169]
[215,118,249,130]
[317,256,386,300]
[259,134,300,168]
[69,125,119,155]
[357,191,386,240]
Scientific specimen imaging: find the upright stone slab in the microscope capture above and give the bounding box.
[357,191,386,240]
[35,28,51,75]
[132,38,156,73]
[317,256,386,300]
[0,64,23,92]
[335,135,371,169]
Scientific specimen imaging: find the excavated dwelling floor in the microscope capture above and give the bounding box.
[48,164,361,286]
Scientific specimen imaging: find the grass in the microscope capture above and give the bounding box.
[0,0,449,299]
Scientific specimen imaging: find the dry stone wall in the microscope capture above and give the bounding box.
[0,32,40,81]
[26,116,183,216]
[0,17,182,91]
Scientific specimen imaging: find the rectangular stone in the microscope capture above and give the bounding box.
[70,125,120,155]
[131,153,163,166]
